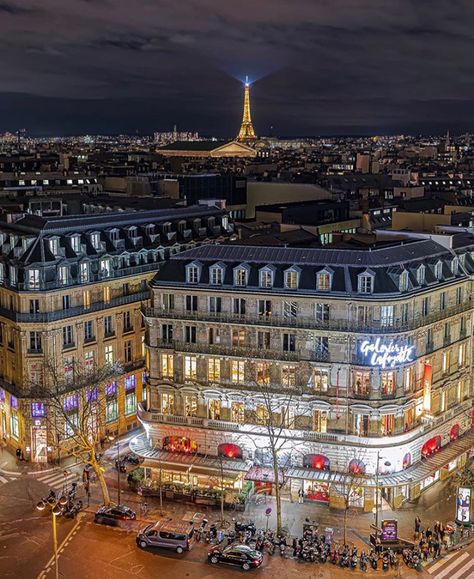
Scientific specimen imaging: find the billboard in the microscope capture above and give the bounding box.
[381,519,398,542]
[423,363,433,412]
[456,487,471,524]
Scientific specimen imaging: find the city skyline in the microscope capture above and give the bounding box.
[2,1,474,136]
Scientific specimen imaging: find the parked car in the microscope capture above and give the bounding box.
[136,520,195,553]
[94,505,136,526]
[208,544,263,571]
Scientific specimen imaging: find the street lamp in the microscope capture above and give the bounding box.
[36,494,68,579]
[374,451,391,538]
[109,434,121,505]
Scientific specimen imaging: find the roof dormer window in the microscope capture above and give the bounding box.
[316,269,332,292]
[71,235,80,253]
[416,264,425,286]
[259,267,274,289]
[49,238,59,256]
[186,262,201,284]
[210,264,224,285]
[358,271,374,294]
[451,257,459,276]
[284,267,300,290]
[399,270,409,292]
[91,233,100,250]
[435,261,443,280]
[128,226,138,239]
[234,266,248,287]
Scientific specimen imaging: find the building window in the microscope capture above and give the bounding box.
[313,368,329,391]
[161,392,175,414]
[104,315,114,337]
[208,399,221,420]
[28,269,40,290]
[231,401,245,423]
[234,268,248,286]
[63,325,74,348]
[161,324,173,343]
[451,257,459,275]
[317,272,331,291]
[381,371,396,395]
[161,354,174,378]
[208,358,221,381]
[358,274,373,294]
[417,265,425,285]
[161,293,174,310]
[125,390,136,416]
[353,414,369,436]
[210,266,223,285]
[84,350,94,370]
[256,362,270,385]
[259,269,273,288]
[258,299,272,317]
[440,292,447,310]
[208,327,221,345]
[208,296,222,313]
[399,270,409,292]
[456,287,463,305]
[57,265,69,286]
[282,365,296,388]
[64,356,74,381]
[257,331,271,350]
[99,258,111,278]
[105,345,114,365]
[442,350,451,374]
[314,303,329,322]
[184,395,197,417]
[233,298,246,315]
[404,365,414,392]
[284,270,298,289]
[0,263,4,284]
[71,235,80,253]
[422,297,429,316]
[31,402,45,418]
[123,311,133,332]
[232,328,245,347]
[106,399,118,423]
[91,233,100,249]
[283,333,296,352]
[435,261,443,280]
[231,360,245,383]
[283,301,298,318]
[79,262,89,283]
[459,343,467,367]
[354,371,370,395]
[312,410,328,433]
[186,265,200,284]
[380,305,394,327]
[184,325,197,344]
[9,265,17,287]
[256,404,269,425]
[124,340,133,363]
[29,331,42,353]
[49,238,59,255]
[184,355,197,380]
[185,295,198,312]
[10,413,19,439]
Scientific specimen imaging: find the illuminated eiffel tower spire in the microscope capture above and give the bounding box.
[237,76,257,142]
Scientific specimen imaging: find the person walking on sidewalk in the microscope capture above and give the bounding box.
[298,487,305,504]
[414,516,421,540]
[140,501,148,517]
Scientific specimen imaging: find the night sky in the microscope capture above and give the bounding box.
[1,0,474,137]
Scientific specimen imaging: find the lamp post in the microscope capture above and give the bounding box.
[37,493,68,579]
[109,434,120,505]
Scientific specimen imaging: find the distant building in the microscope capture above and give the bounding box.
[158,141,257,159]
[154,126,200,146]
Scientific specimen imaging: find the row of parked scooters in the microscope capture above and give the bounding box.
[192,517,423,572]
[114,453,143,473]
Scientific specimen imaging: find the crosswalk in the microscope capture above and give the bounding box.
[426,549,474,578]
[0,471,18,485]
[33,468,81,493]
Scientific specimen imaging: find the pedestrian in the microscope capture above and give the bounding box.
[140,501,148,517]
[414,516,421,539]
[434,521,440,536]
[426,526,433,541]
[433,538,441,559]
[298,487,305,504]
[16,447,21,460]
[292,537,298,557]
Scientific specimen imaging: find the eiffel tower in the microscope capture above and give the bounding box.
[236,76,257,143]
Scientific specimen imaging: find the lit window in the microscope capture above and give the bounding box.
[234,267,248,286]
[208,358,221,381]
[184,355,197,380]
[231,360,245,383]
[317,272,331,291]
[105,345,114,365]
[28,269,40,290]
[161,393,175,414]
[312,368,329,391]
[79,262,89,283]
[99,258,111,278]
[259,269,273,288]
[284,270,298,289]
[399,270,409,292]
[58,265,69,286]
[282,365,296,387]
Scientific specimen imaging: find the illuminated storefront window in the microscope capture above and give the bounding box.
[218,443,243,459]
[163,436,197,454]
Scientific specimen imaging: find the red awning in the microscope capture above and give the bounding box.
[244,465,285,484]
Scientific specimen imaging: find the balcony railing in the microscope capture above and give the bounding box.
[153,339,330,362]
[143,299,473,335]
[0,290,150,324]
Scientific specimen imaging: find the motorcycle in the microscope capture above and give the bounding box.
[350,554,358,569]
[382,551,389,571]
[234,519,256,537]
[370,553,378,570]
[360,552,367,572]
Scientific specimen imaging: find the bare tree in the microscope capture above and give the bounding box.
[243,361,305,535]
[30,358,122,506]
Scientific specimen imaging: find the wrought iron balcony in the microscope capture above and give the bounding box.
[143,298,473,335]
[153,339,330,362]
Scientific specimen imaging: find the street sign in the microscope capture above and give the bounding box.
[265,507,272,516]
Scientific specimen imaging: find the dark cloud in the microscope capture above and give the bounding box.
[1,0,474,135]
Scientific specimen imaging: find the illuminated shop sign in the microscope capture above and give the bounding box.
[360,338,415,368]
[456,487,472,525]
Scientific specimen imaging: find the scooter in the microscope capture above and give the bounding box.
[382,551,389,571]
[350,554,358,569]
[360,552,367,572]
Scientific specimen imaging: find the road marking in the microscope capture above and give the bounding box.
[0,475,8,483]
[429,550,459,573]
[36,515,82,579]
[449,558,474,579]
[435,552,470,578]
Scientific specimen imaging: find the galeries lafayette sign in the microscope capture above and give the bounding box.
[360,338,415,369]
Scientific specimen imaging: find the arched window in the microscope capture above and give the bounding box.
[217,443,243,459]
[450,424,460,441]
[421,435,441,458]
[348,458,366,475]
[303,454,330,471]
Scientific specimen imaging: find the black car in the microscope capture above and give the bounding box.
[208,544,263,571]
[94,504,136,526]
